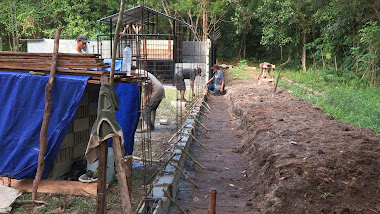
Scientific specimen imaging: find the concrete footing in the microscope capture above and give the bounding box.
[138,93,207,214]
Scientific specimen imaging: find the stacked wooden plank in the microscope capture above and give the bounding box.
[0,52,147,84]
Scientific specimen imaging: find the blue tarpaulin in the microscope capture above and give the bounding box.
[103,59,122,72]
[0,60,140,179]
[0,71,90,179]
[114,83,140,155]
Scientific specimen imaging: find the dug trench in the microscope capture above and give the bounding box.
[171,78,380,213]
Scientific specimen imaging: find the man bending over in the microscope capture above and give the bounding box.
[175,67,202,101]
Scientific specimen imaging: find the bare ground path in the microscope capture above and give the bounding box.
[170,94,253,213]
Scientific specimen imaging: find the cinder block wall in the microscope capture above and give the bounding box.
[48,84,100,179]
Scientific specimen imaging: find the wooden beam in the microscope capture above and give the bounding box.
[112,137,132,213]
[96,141,108,214]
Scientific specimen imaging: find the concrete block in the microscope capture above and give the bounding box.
[154,174,175,186]
[73,129,90,146]
[54,147,73,164]
[89,114,97,129]
[73,117,89,132]
[73,104,89,119]
[60,133,74,149]
[79,92,89,105]
[170,101,186,108]
[48,160,73,179]
[173,149,182,154]
[172,155,181,162]
[151,187,166,198]
[73,142,87,159]
[89,102,98,115]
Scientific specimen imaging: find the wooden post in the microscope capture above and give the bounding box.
[96,141,108,214]
[208,188,216,214]
[125,156,133,197]
[112,137,132,213]
[110,0,126,84]
[273,57,291,95]
[32,27,62,200]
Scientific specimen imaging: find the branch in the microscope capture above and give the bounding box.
[32,27,62,200]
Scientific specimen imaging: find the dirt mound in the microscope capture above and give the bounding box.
[227,84,380,213]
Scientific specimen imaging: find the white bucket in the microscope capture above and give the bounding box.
[87,147,115,184]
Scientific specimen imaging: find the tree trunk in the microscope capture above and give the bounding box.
[312,26,317,71]
[301,30,307,71]
[186,17,190,41]
[243,34,246,59]
[10,1,18,52]
[163,2,173,32]
[201,0,209,41]
[321,49,325,69]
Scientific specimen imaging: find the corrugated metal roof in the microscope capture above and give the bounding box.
[97,5,191,27]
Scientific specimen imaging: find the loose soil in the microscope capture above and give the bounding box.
[172,94,253,213]
[10,69,380,213]
[173,69,380,214]
[227,79,380,213]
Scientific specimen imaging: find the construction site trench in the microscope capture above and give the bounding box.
[167,70,380,214]
[6,68,379,214]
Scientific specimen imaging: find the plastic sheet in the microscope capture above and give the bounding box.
[0,71,90,179]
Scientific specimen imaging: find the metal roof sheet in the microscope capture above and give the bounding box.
[97,5,191,27]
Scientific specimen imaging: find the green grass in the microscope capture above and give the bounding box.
[10,193,96,213]
[278,69,380,136]
[156,87,196,122]
[226,67,256,80]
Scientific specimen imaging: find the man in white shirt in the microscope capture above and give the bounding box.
[73,35,89,54]
[131,66,165,131]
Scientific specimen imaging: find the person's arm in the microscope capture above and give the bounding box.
[220,80,225,93]
[206,76,214,85]
[219,71,225,92]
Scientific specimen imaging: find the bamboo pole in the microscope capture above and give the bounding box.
[190,133,207,150]
[178,147,207,169]
[167,123,187,144]
[201,103,211,113]
[194,125,208,138]
[32,27,62,200]
[169,163,198,188]
[146,152,177,185]
[199,110,210,120]
[163,189,187,214]
[194,117,209,131]
[134,186,153,214]
[203,101,211,110]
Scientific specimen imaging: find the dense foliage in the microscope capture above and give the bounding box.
[0,0,379,84]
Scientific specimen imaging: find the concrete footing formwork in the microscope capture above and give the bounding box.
[138,92,208,214]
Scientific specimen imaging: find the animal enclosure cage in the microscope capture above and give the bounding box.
[97,5,191,84]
